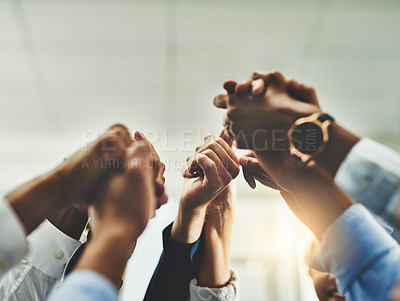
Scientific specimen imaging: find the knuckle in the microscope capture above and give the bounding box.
[307,86,316,94]
[271,71,284,79]
[158,162,166,174]
[252,71,262,78]
[137,139,151,149]
[264,71,285,87]
[222,173,233,185]
[107,124,130,144]
[203,149,214,157]
[230,164,240,178]
[207,140,220,151]
[197,154,206,164]
[204,134,215,144]
[251,71,268,80]
[215,137,225,145]
[108,123,129,133]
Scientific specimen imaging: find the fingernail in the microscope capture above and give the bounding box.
[135,131,145,139]
[223,80,237,94]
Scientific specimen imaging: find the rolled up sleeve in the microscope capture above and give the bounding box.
[335,138,400,220]
[312,204,400,301]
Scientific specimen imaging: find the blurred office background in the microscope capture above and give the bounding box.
[0,0,399,300]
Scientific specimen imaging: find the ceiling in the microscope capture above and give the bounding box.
[0,0,399,196]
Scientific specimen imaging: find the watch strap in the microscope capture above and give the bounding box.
[317,113,334,123]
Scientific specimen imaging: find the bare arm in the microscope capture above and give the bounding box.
[197,186,234,287]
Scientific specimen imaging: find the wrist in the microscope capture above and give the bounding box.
[203,223,232,262]
[197,212,233,288]
[94,220,141,244]
[315,122,360,177]
[206,203,234,226]
[76,229,137,288]
[47,206,89,240]
[6,173,67,234]
[197,229,231,287]
[289,167,352,239]
[171,204,207,244]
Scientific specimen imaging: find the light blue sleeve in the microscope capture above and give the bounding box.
[312,204,400,301]
[335,138,400,223]
[46,270,118,301]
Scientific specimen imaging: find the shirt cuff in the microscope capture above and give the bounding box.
[335,138,400,216]
[189,270,239,301]
[312,204,399,294]
[48,270,118,301]
[162,223,201,261]
[26,219,81,279]
[0,196,28,275]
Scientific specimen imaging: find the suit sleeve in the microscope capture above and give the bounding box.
[143,223,201,301]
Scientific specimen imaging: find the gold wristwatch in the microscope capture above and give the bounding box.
[288,113,334,164]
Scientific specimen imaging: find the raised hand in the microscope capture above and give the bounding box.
[6,124,133,234]
[77,137,161,288]
[214,72,324,191]
[181,135,239,212]
[171,134,239,244]
[216,73,359,190]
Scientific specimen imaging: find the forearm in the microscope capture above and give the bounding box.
[290,168,352,240]
[197,220,232,287]
[171,205,207,244]
[6,172,65,234]
[316,123,360,177]
[75,225,137,288]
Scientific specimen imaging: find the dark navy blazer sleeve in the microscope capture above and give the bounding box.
[143,223,201,301]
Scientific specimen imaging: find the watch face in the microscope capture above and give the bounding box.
[290,122,323,155]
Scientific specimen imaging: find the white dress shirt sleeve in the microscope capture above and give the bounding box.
[0,220,81,301]
[335,138,400,229]
[0,197,28,278]
[26,219,82,279]
[189,270,239,301]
